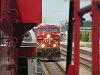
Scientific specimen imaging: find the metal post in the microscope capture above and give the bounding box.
[66,0,74,72]
[74,0,80,75]
[92,1,100,75]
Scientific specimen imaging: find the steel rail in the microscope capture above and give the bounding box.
[60,44,92,71]
[41,62,65,75]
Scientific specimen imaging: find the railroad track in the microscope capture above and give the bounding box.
[41,62,65,75]
[60,43,92,71]
[39,43,92,75]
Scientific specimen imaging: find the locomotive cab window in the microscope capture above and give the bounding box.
[37,28,60,33]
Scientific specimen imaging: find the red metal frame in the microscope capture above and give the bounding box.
[0,0,42,75]
[73,0,80,75]
[17,0,42,23]
[18,47,36,57]
[67,0,100,75]
[92,1,100,75]
[67,0,80,75]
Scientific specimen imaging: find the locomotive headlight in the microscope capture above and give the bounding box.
[53,44,56,47]
[47,34,51,38]
[41,44,45,48]
[37,43,39,45]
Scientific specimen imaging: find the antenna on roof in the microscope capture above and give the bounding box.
[43,17,47,26]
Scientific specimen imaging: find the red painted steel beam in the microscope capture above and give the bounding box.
[73,0,80,75]
[78,5,91,25]
[67,0,80,75]
[92,0,100,75]
[79,5,91,16]
[17,0,42,23]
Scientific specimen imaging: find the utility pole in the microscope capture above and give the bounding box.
[66,0,74,72]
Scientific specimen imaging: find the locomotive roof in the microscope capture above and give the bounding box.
[36,25,59,29]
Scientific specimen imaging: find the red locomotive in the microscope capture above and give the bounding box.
[35,25,61,61]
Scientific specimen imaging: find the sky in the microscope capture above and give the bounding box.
[42,0,91,25]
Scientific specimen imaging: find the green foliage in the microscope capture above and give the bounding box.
[60,21,68,32]
[80,33,89,42]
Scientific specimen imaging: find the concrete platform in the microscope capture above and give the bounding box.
[57,61,91,75]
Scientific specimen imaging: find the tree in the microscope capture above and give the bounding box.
[60,20,68,32]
